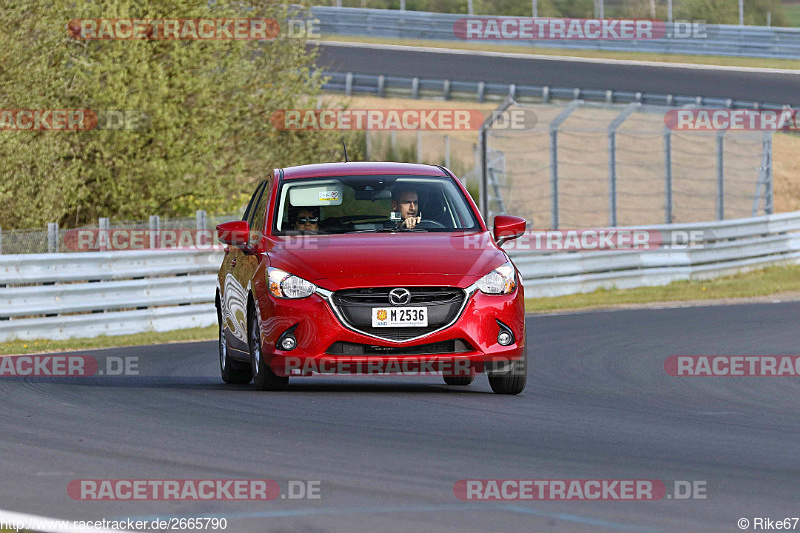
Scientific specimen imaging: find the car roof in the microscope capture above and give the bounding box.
[280,162,449,180]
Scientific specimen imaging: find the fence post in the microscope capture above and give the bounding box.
[766,134,774,214]
[608,103,639,227]
[149,215,160,249]
[390,130,397,153]
[416,130,422,163]
[664,129,673,224]
[480,127,488,221]
[365,130,371,160]
[48,222,59,253]
[548,101,580,229]
[98,217,110,252]
[716,131,725,220]
[444,135,451,169]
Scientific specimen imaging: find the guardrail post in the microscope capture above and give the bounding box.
[48,222,59,253]
[443,79,450,101]
[664,128,673,223]
[716,131,725,220]
[416,130,422,163]
[542,86,550,104]
[377,75,385,98]
[477,82,485,103]
[99,217,110,252]
[345,72,353,96]
[196,210,207,231]
[149,215,160,249]
[411,77,419,99]
[444,135,451,168]
[365,130,371,159]
[390,130,397,152]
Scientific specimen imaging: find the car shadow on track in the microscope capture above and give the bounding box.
[0,376,493,393]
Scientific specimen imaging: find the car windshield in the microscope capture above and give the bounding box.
[274,175,480,235]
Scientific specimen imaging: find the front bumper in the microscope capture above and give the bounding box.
[257,282,526,377]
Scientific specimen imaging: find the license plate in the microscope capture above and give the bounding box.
[371,307,428,327]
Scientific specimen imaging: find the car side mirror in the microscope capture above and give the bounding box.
[217,220,250,247]
[493,215,526,246]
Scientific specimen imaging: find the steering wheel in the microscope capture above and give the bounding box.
[415,219,446,229]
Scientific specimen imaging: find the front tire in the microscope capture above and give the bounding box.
[248,304,289,391]
[219,314,252,384]
[488,351,527,395]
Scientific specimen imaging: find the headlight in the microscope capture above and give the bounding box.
[268,267,316,299]
[476,261,516,294]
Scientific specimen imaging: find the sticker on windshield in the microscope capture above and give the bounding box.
[319,191,339,201]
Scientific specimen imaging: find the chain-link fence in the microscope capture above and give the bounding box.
[0,211,242,255]
[482,100,773,228]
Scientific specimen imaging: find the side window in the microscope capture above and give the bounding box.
[242,181,266,223]
[249,178,272,238]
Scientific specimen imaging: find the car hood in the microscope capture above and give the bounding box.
[264,232,508,290]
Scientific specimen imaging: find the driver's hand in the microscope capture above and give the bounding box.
[403,215,421,229]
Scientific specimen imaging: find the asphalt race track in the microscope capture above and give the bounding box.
[1,302,798,532]
[314,42,800,106]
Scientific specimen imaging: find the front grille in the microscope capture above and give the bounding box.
[326,339,472,356]
[330,287,467,342]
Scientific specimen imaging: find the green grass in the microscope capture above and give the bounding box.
[0,325,217,356]
[526,263,800,313]
[785,3,800,26]
[318,35,800,70]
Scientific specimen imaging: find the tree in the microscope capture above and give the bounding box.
[0,0,354,229]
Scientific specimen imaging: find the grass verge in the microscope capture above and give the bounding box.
[318,35,800,70]
[0,325,217,356]
[526,263,800,313]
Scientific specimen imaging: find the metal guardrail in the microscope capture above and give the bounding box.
[312,6,800,60]
[0,249,222,342]
[321,71,786,109]
[508,211,800,297]
[2,212,800,341]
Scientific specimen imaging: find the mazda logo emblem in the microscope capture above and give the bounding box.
[388,288,411,306]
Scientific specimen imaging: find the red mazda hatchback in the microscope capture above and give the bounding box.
[215,162,528,394]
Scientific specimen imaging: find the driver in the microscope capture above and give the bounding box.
[391,186,421,229]
[290,206,319,233]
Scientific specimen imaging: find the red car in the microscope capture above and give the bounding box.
[215,162,528,394]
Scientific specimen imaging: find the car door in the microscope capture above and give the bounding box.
[229,176,272,351]
[223,180,266,352]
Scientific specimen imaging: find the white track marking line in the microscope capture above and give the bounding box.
[0,508,117,533]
